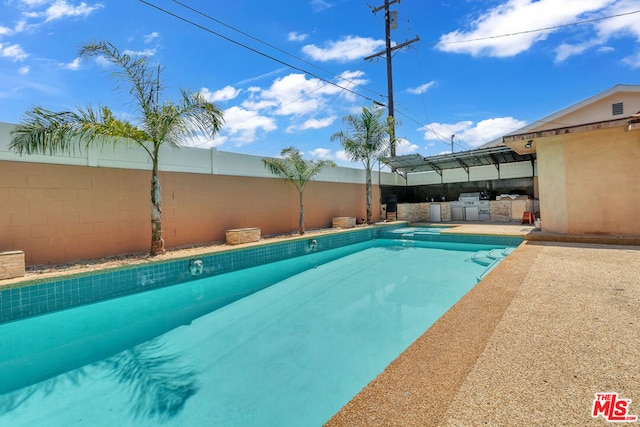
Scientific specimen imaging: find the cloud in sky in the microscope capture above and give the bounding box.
[62,57,81,70]
[436,0,614,58]
[407,81,436,95]
[622,51,640,68]
[221,105,277,145]
[122,48,156,58]
[288,31,308,42]
[0,43,29,61]
[287,116,336,133]
[308,147,332,159]
[200,85,241,102]
[310,0,334,13]
[144,32,159,44]
[244,73,344,116]
[395,138,419,155]
[23,0,104,22]
[302,36,385,62]
[420,117,527,148]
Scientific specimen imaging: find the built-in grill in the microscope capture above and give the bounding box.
[450,192,490,221]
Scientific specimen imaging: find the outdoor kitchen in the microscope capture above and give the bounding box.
[379,146,540,224]
[383,191,538,224]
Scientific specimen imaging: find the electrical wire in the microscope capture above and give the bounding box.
[430,9,640,47]
[138,0,385,106]
[170,0,383,100]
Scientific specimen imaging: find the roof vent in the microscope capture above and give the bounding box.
[612,102,624,115]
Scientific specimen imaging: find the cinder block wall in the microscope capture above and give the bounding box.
[0,160,379,265]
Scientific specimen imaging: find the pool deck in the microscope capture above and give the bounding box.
[326,223,640,426]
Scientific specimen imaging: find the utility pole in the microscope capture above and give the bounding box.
[451,134,455,153]
[365,0,419,157]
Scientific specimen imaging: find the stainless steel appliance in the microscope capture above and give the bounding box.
[429,203,441,222]
[451,192,490,221]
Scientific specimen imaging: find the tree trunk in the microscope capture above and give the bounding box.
[365,166,372,223]
[298,190,305,235]
[150,151,166,255]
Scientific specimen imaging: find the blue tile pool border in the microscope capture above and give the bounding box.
[0,223,523,324]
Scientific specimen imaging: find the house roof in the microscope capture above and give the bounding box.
[479,84,640,149]
[383,84,639,177]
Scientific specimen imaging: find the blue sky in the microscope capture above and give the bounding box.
[1,0,640,167]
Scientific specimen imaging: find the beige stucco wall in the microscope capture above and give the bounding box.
[0,161,379,265]
[537,137,569,233]
[536,126,640,235]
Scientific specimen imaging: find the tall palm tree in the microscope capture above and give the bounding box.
[9,40,224,255]
[330,105,390,223]
[262,147,335,235]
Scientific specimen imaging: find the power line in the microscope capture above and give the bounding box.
[432,9,640,46]
[170,0,383,100]
[138,0,384,105]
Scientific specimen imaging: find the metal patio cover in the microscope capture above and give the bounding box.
[380,145,535,175]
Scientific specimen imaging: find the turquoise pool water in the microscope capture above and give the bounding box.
[0,238,515,426]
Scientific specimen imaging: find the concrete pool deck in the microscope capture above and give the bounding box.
[326,224,640,426]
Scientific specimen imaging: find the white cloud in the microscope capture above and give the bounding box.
[335,149,351,162]
[288,31,308,42]
[311,0,334,12]
[622,51,640,68]
[247,73,345,116]
[407,81,436,95]
[20,0,49,6]
[144,32,160,43]
[18,65,30,74]
[308,148,332,159]
[420,117,527,148]
[220,106,277,145]
[555,41,593,62]
[62,57,81,70]
[122,48,156,57]
[200,85,241,102]
[0,43,29,61]
[437,0,612,57]
[41,0,104,22]
[395,138,419,155]
[287,116,336,133]
[302,36,385,62]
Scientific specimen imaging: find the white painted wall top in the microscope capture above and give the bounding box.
[0,121,400,185]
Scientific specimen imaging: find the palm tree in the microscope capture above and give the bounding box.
[9,40,224,255]
[330,105,390,223]
[262,147,335,235]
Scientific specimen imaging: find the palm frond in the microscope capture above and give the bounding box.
[79,40,160,117]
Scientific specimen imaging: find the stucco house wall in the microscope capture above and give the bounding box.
[535,125,640,236]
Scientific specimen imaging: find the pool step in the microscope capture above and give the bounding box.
[474,247,516,282]
[471,247,514,266]
[487,249,506,260]
[471,250,495,266]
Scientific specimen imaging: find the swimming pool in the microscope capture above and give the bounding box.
[0,234,519,426]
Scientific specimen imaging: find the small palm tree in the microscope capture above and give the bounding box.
[262,147,335,235]
[330,105,390,223]
[9,40,224,255]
